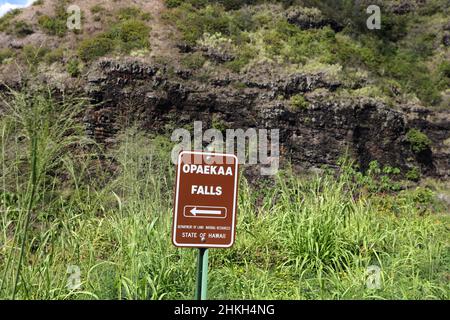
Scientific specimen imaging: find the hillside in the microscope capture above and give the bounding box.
[0,0,449,104]
[0,0,449,301]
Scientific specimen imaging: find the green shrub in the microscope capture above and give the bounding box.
[67,58,81,77]
[271,22,336,64]
[77,11,151,62]
[216,0,258,10]
[0,48,14,64]
[11,21,34,37]
[406,167,421,181]
[383,49,442,105]
[117,7,152,21]
[37,0,73,37]
[341,159,402,193]
[78,36,115,62]
[165,0,275,10]
[335,34,380,69]
[181,52,206,70]
[22,45,50,62]
[165,0,184,8]
[90,4,105,14]
[141,12,152,21]
[107,20,151,52]
[117,7,142,20]
[289,94,309,110]
[43,48,64,64]
[437,61,450,89]
[412,33,436,58]
[406,129,432,154]
[438,61,450,79]
[21,45,50,66]
[225,54,252,72]
[410,187,435,206]
[166,3,336,68]
[164,3,231,45]
[0,8,21,32]
[38,15,67,37]
[381,79,402,97]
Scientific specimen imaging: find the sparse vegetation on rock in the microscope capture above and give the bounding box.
[0,9,21,32]
[38,1,71,37]
[67,58,81,77]
[163,0,450,107]
[289,94,309,110]
[78,7,151,61]
[0,48,14,64]
[407,129,432,154]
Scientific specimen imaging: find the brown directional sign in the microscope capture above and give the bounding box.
[172,151,239,248]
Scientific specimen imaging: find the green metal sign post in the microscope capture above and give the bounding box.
[195,248,209,300]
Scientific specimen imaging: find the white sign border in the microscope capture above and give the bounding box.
[172,150,239,248]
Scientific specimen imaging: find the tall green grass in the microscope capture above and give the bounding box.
[0,87,449,299]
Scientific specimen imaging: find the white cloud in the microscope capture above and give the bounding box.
[0,1,36,17]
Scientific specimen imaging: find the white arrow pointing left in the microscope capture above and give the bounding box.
[190,207,222,216]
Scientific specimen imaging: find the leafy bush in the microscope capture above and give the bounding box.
[11,21,34,37]
[289,94,309,110]
[215,0,260,10]
[78,36,115,62]
[38,15,67,37]
[271,21,336,64]
[76,5,152,62]
[384,50,441,105]
[181,52,206,70]
[165,0,184,8]
[412,33,437,58]
[224,47,254,72]
[67,58,81,77]
[0,49,14,64]
[437,61,450,89]
[78,18,150,61]
[21,45,50,66]
[0,8,21,32]
[107,20,151,52]
[37,0,73,37]
[410,187,435,206]
[90,4,105,14]
[163,3,231,45]
[359,160,402,193]
[43,47,64,64]
[165,0,292,10]
[336,33,442,106]
[439,61,450,78]
[335,34,380,69]
[406,129,432,154]
[406,167,421,181]
[117,7,152,21]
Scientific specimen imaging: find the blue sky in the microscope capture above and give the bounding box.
[0,0,30,4]
[0,0,35,17]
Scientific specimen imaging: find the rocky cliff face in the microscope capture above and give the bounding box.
[84,58,450,178]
